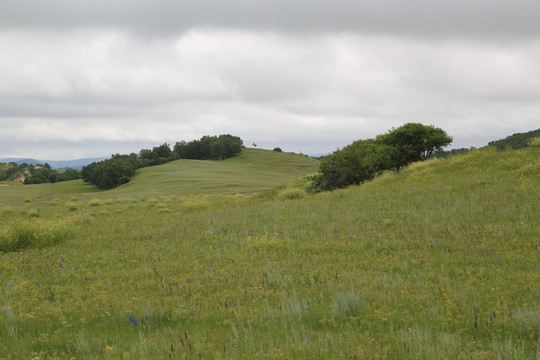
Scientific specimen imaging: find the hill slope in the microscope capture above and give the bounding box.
[111,148,319,196]
[487,128,540,150]
[0,146,538,359]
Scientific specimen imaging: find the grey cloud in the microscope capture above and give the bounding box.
[1,0,539,39]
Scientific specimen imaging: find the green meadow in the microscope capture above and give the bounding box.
[0,147,539,359]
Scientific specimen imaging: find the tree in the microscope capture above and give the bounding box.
[82,155,138,190]
[310,123,453,192]
[377,123,452,171]
[310,139,395,191]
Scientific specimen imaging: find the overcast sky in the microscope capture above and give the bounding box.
[1,0,539,160]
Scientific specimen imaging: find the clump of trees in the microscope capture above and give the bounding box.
[82,134,244,190]
[82,155,138,190]
[310,123,452,191]
[0,162,82,184]
[173,134,243,160]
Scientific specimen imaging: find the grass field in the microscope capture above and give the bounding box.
[0,147,539,359]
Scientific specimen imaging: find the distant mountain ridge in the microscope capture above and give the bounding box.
[0,157,109,169]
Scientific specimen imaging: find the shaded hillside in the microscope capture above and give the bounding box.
[488,128,540,150]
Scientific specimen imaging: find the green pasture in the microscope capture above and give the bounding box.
[0,147,539,359]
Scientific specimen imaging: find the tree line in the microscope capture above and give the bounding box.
[0,162,81,184]
[310,123,453,192]
[82,134,243,190]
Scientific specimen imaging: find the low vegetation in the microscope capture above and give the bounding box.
[0,142,538,359]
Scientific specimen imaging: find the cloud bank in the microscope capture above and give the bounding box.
[0,1,539,159]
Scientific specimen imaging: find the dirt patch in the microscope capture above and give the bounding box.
[0,184,9,186]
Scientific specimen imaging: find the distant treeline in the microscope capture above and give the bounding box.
[488,129,540,150]
[82,134,243,190]
[0,162,81,184]
[433,128,540,158]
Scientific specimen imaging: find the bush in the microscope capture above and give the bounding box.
[88,199,103,207]
[278,188,305,200]
[82,154,138,190]
[529,137,540,148]
[66,202,78,211]
[310,123,452,192]
[273,147,283,152]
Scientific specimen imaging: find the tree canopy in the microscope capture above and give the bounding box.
[82,134,244,190]
[310,123,452,191]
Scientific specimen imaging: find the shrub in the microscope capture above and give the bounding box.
[310,123,452,191]
[66,202,78,211]
[273,147,283,152]
[278,188,305,200]
[529,137,540,148]
[88,199,103,207]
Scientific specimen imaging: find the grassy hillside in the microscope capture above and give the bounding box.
[0,148,319,200]
[113,148,319,196]
[0,146,538,359]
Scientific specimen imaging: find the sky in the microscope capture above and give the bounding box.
[1,0,539,160]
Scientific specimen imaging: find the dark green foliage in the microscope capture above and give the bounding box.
[173,134,243,160]
[56,168,82,182]
[376,123,453,171]
[82,154,138,190]
[310,139,396,191]
[82,135,243,189]
[433,147,472,159]
[138,144,177,167]
[273,147,283,152]
[0,162,82,185]
[488,128,540,150]
[0,162,29,181]
[310,123,452,192]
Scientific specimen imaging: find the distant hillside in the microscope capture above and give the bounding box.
[434,128,540,158]
[487,128,540,150]
[110,148,320,196]
[0,157,108,169]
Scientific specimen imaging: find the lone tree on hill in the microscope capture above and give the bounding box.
[310,123,452,191]
[377,123,453,171]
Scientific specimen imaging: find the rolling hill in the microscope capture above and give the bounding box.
[0,145,538,359]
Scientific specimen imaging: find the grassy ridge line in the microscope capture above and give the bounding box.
[0,146,538,358]
[113,148,319,196]
[0,148,319,199]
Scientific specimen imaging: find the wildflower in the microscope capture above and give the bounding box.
[106,346,113,351]
[129,316,137,324]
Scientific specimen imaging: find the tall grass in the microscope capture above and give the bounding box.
[0,146,538,358]
[0,218,73,252]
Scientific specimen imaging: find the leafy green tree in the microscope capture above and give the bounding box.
[310,139,395,191]
[152,143,172,164]
[310,123,452,192]
[173,135,243,160]
[82,155,138,190]
[377,123,452,171]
